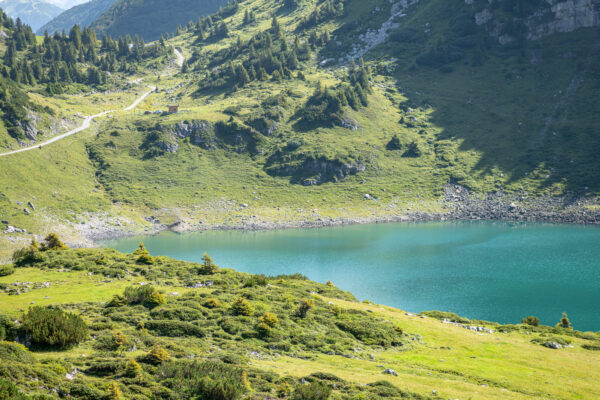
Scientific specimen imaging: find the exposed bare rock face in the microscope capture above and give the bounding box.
[469,0,600,45]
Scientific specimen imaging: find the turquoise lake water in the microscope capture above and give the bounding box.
[103,221,600,331]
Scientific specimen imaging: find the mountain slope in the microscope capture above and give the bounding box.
[37,0,115,35]
[0,0,599,249]
[90,0,228,41]
[0,0,62,30]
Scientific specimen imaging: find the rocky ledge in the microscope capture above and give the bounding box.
[443,184,600,224]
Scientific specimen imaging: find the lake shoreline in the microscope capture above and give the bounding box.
[87,185,600,244]
[101,215,600,331]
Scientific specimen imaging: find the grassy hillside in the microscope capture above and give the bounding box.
[89,0,228,41]
[0,0,598,252]
[0,243,598,399]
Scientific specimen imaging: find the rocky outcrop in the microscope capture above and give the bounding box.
[266,153,366,186]
[527,0,600,40]
[443,184,600,224]
[344,0,420,61]
[155,120,262,155]
[469,0,600,44]
[169,120,216,149]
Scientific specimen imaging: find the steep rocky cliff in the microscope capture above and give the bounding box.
[468,0,600,45]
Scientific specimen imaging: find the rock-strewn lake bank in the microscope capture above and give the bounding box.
[79,185,600,243]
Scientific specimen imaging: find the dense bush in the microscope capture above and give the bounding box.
[21,306,88,349]
[142,345,170,365]
[335,318,401,347]
[203,298,221,309]
[150,306,204,321]
[11,239,43,266]
[160,361,247,400]
[93,330,130,352]
[402,141,422,158]
[557,312,571,329]
[85,361,123,377]
[40,233,68,251]
[0,316,18,341]
[259,313,278,328]
[522,316,540,327]
[291,382,331,400]
[125,359,143,377]
[231,298,254,316]
[123,285,165,308]
[144,320,205,337]
[200,253,219,274]
[0,265,14,277]
[0,378,30,400]
[0,341,35,363]
[243,274,268,288]
[133,243,154,265]
[295,299,314,318]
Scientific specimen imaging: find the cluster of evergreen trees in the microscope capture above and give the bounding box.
[299,59,371,128]
[0,11,36,139]
[1,16,170,90]
[193,0,240,41]
[198,15,330,91]
[299,0,346,30]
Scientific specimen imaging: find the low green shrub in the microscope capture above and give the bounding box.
[365,380,410,398]
[93,330,130,352]
[199,253,219,274]
[522,316,540,327]
[0,341,35,364]
[420,311,470,324]
[219,317,245,335]
[231,298,253,316]
[125,359,143,377]
[67,382,105,400]
[335,318,401,347]
[0,316,18,341]
[85,361,123,377]
[21,307,88,349]
[150,306,204,322]
[141,345,170,365]
[581,343,600,351]
[295,299,314,318]
[243,274,268,288]
[0,378,30,400]
[144,320,205,337]
[159,361,247,400]
[203,298,221,309]
[123,285,165,308]
[291,382,331,400]
[11,240,43,266]
[133,243,154,265]
[0,266,14,277]
[531,336,572,346]
[40,233,68,251]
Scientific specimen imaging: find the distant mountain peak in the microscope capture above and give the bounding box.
[0,0,63,30]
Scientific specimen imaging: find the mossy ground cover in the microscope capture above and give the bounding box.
[0,245,598,399]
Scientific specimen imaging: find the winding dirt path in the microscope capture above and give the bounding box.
[0,85,155,158]
[0,47,185,158]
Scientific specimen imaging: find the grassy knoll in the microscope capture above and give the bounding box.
[0,244,598,399]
